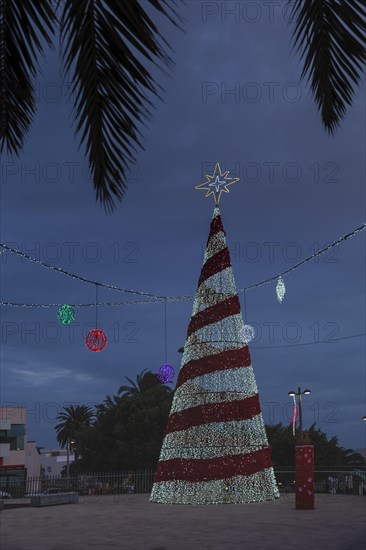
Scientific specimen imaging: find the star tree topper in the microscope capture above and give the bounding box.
[195,163,240,204]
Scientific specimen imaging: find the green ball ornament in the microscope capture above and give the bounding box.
[57,304,75,325]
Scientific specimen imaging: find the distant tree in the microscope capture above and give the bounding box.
[113,383,174,469]
[54,404,94,458]
[74,394,124,472]
[118,370,172,397]
[74,371,173,472]
[265,423,296,468]
[266,422,366,468]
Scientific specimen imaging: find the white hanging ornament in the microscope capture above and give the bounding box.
[276,275,286,303]
[241,324,255,344]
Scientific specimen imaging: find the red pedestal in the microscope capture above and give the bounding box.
[295,444,315,510]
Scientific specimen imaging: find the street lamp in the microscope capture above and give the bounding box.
[288,387,311,440]
[362,416,366,421]
[66,438,75,490]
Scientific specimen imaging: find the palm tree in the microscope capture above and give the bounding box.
[0,1,364,209]
[118,369,172,397]
[54,404,94,478]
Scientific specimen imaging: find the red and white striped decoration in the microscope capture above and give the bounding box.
[150,208,279,504]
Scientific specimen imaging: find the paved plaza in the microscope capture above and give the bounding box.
[1,494,365,550]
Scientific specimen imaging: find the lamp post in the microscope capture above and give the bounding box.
[362,416,366,421]
[66,438,70,478]
[66,438,75,491]
[288,387,311,440]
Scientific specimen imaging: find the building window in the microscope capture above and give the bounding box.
[8,424,26,451]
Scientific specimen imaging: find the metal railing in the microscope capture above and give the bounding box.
[274,468,366,496]
[0,470,156,499]
[0,467,365,499]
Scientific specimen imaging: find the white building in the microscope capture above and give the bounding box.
[0,406,29,487]
[0,406,74,482]
[39,448,75,477]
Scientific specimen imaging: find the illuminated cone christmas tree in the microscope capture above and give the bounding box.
[150,164,279,505]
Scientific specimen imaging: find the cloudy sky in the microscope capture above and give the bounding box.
[1,1,365,452]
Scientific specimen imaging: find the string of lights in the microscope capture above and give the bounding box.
[238,222,366,292]
[0,222,364,307]
[0,297,192,308]
[0,243,163,299]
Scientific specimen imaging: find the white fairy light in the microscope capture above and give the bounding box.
[241,324,255,344]
[276,276,286,303]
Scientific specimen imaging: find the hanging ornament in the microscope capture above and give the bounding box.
[86,284,107,352]
[157,363,175,383]
[157,299,174,382]
[57,304,75,325]
[86,328,107,352]
[241,290,254,344]
[276,275,286,303]
[241,324,255,344]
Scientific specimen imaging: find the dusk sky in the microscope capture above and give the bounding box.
[0,1,365,452]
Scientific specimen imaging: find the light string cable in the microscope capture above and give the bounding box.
[0,244,187,301]
[238,222,366,293]
[243,288,248,322]
[95,284,99,328]
[0,298,188,308]
[0,222,365,307]
[164,298,168,364]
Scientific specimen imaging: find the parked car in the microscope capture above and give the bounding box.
[0,491,12,499]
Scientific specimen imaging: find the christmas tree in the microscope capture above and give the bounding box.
[150,166,279,505]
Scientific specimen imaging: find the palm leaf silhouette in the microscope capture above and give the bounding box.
[1,1,364,206]
[59,0,182,210]
[290,0,366,134]
[0,0,55,154]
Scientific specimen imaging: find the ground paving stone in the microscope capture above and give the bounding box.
[1,494,365,550]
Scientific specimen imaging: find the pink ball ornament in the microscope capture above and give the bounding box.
[86,329,107,352]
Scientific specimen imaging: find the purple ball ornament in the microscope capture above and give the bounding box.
[157,363,175,383]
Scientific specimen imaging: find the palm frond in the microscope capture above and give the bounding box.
[0,0,55,154]
[118,375,140,395]
[59,0,183,210]
[54,404,94,447]
[289,0,366,134]
[118,385,137,396]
